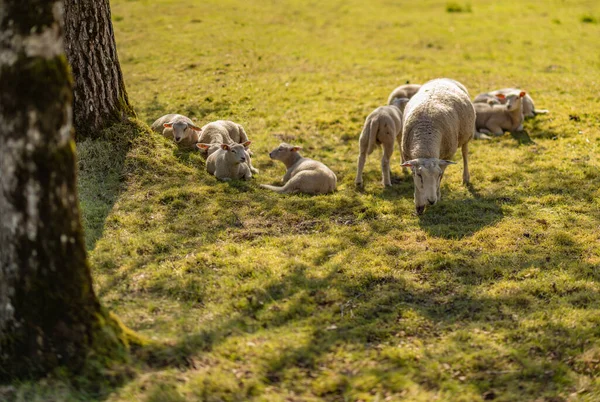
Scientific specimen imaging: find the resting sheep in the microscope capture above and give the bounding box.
[474,90,526,137]
[196,120,258,174]
[151,114,202,147]
[474,88,548,117]
[260,143,337,195]
[387,84,421,107]
[355,99,405,187]
[205,142,252,181]
[401,78,475,215]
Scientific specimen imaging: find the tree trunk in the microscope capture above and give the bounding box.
[0,0,125,380]
[64,0,135,139]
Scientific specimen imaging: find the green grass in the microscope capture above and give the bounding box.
[10,0,600,401]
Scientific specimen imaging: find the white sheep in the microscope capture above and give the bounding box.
[401,78,475,215]
[151,114,202,147]
[260,143,337,195]
[474,88,548,117]
[205,142,252,181]
[387,84,421,106]
[195,120,258,174]
[355,99,405,187]
[474,90,526,137]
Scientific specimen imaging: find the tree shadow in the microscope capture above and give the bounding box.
[77,120,146,250]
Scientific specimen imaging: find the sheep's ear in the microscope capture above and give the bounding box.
[196,143,210,150]
[438,160,456,167]
[291,146,302,152]
[495,94,506,100]
[188,123,202,131]
[163,122,173,128]
[401,160,417,168]
[221,143,231,150]
[242,141,251,148]
[519,91,526,98]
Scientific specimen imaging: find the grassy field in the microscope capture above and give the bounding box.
[9,0,600,401]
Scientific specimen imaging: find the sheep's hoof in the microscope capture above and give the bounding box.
[355,181,363,188]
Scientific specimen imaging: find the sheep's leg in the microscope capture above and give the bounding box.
[462,142,470,185]
[355,149,367,187]
[381,142,393,186]
[484,125,504,136]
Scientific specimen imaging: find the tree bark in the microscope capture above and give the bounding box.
[0,0,125,380]
[63,0,135,139]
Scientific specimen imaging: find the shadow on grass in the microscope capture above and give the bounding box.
[132,253,600,400]
[78,119,149,250]
[417,182,505,239]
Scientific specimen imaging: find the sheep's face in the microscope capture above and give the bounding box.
[402,158,455,215]
[499,91,526,112]
[164,121,201,143]
[268,143,302,164]
[221,142,251,164]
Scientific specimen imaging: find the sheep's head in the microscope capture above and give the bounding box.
[196,142,221,156]
[268,143,302,165]
[221,142,250,164]
[497,91,526,112]
[391,97,410,113]
[401,158,456,215]
[163,120,201,143]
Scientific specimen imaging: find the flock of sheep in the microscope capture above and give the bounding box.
[151,78,547,214]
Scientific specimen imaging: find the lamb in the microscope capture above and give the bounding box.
[195,120,258,174]
[400,78,475,215]
[260,143,337,195]
[473,88,548,117]
[151,114,202,147]
[387,84,421,106]
[355,98,405,187]
[474,90,526,137]
[204,142,252,181]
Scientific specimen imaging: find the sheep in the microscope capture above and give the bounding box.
[195,120,258,174]
[355,98,405,187]
[473,88,548,117]
[387,84,421,106]
[204,142,252,181]
[400,78,475,215]
[474,90,526,137]
[260,143,337,195]
[151,114,202,147]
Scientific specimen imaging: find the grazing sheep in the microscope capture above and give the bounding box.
[401,78,475,215]
[151,114,202,147]
[355,99,404,187]
[204,142,252,181]
[387,84,421,106]
[474,88,548,117]
[474,90,526,137]
[196,120,258,174]
[260,143,337,195]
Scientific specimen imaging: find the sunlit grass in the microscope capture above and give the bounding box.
[12,0,600,401]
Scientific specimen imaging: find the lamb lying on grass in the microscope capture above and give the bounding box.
[204,142,252,181]
[401,78,475,215]
[387,84,421,106]
[355,99,405,187]
[196,120,258,174]
[474,90,526,137]
[260,143,337,195]
[151,114,202,147]
[474,88,548,117]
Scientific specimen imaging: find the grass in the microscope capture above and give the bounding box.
[8,0,600,401]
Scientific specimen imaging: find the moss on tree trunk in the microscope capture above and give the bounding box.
[64,0,136,139]
[0,0,128,381]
